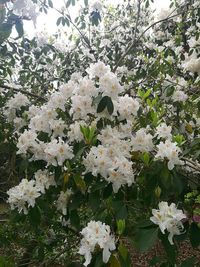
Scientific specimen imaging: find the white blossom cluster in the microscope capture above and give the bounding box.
[78,221,116,266]
[5,60,186,215]
[155,140,183,170]
[7,170,56,214]
[4,92,30,122]
[150,201,186,245]
[7,179,41,214]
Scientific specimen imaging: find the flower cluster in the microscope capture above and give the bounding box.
[7,170,56,214]
[78,221,116,266]
[155,140,183,170]
[7,179,41,214]
[150,201,186,245]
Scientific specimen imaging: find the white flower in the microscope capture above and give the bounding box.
[34,170,56,193]
[182,53,200,74]
[78,221,116,266]
[172,90,188,102]
[156,123,172,140]
[7,179,41,214]
[17,130,38,155]
[131,128,154,152]
[49,119,66,138]
[56,190,73,215]
[74,77,98,97]
[59,80,76,99]
[86,61,111,78]
[116,95,140,120]
[70,95,95,120]
[68,121,86,143]
[4,92,30,122]
[48,92,66,111]
[155,140,183,170]
[99,72,123,99]
[83,139,134,193]
[44,138,74,166]
[150,201,186,244]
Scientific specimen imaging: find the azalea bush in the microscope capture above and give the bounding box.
[0,0,200,266]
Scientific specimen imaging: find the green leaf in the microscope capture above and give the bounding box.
[117,219,126,235]
[65,0,72,8]
[70,210,80,229]
[29,206,41,227]
[84,0,88,6]
[180,257,197,267]
[90,11,101,26]
[0,6,6,23]
[0,23,12,42]
[143,89,151,100]
[15,20,24,38]
[107,97,114,115]
[189,223,200,248]
[56,17,62,26]
[48,0,53,7]
[74,174,86,194]
[0,256,14,267]
[97,95,108,113]
[109,255,121,267]
[159,232,177,264]
[135,227,158,252]
[97,96,114,115]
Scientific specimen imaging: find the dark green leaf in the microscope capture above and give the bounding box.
[135,227,158,252]
[180,257,197,267]
[15,20,24,38]
[189,223,200,248]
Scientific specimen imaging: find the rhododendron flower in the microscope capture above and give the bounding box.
[155,140,183,170]
[78,221,115,266]
[150,201,186,245]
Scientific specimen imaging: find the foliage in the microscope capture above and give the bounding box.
[0,0,200,266]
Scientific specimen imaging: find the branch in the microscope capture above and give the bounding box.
[1,84,47,101]
[133,0,141,41]
[113,4,195,72]
[53,5,92,50]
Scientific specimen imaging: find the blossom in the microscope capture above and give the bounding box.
[131,128,154,152]
[70,95,95,120]
[172,90,188,102]
[4,92,30,122]
[17,130,38,154]
[83,141,134,193]
[34,170,56,193]
[56,190,73,215]
[78,221,116,266]
[86,61,111,78]
[7,179,41,214]
[99,72,123,99]
[44,138,74,166]
[155,123,172,140]
[116,95,140,120]
[150,201,186,244]
[74,77,98,97]
[155,140,183,170]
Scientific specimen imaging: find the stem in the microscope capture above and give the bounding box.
[1,84,47,101]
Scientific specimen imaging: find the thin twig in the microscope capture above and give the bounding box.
[1,84,47,101]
